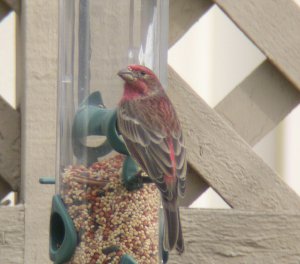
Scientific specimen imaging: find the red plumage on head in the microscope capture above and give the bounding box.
[118,64,162,102]
[127,64,157,78]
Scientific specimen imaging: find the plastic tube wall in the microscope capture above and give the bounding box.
[57,0,168,180]
[56,1,168,263]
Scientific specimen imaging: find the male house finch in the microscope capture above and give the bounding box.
[117,64,186,253]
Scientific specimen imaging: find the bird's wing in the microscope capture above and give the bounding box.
[117,100,186,200]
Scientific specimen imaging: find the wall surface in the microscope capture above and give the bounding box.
[0,206,24,264]
[21,1,57,263]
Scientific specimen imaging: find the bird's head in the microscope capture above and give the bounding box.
[118,64,162,97]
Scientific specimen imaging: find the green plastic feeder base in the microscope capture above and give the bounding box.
[50,195,77,264]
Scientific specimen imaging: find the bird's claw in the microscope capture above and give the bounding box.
[122,156,153,191]
[123,171,153,191]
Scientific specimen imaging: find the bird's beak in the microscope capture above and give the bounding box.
[118,68,135,82]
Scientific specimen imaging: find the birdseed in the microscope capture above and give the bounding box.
[60,154,160,264]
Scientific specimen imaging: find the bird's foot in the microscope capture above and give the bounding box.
[122,156,153,191]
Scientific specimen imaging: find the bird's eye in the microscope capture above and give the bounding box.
[140,71,146,76]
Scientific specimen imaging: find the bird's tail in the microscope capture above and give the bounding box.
[162,199,184,253]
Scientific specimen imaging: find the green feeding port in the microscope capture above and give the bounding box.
[72,91,129,166]
[50,213,65,251]
[49,195,77,264]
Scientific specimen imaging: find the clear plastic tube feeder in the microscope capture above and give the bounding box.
[50,0,169,263]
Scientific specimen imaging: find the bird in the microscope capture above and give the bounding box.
[116,64,187,253]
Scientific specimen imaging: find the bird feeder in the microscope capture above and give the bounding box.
[45,0,169,263]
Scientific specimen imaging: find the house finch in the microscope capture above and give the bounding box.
[117,64,186,253]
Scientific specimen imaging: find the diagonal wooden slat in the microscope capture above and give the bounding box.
[169,0,213,47]
[183,164,209,206]
[170,208,300,264]
[169,0,214,205]
[174,60,300,205]
[168,66,300,210]
[214,0,300,91]
[0,96,20,191]
[168,1,300,206]
[216,60,300,146]
[176,60,300,205]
